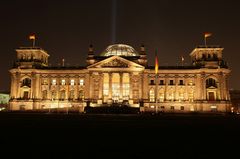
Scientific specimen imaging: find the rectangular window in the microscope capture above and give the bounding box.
[52,79,56,85]
[210,106,217,112]
[179,80,184,85]
[23,91,29,99]
[70,79,75,86]
[169,80,174,85]
[61,79,66,85]
[171,106,174,110]
[160,80,164,85]
[80,79,84,86]
[43,79,48,85]
[150,80,154,85]
[180,106,184,110]
[161,106,165,109]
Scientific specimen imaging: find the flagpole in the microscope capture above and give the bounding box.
[155,49,158,114]
[204,36,207,46]
[155,74,158,114]
[32,39,35,48]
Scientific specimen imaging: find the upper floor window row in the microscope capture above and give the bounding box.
[50,79,85,86]
[149,79,192,86]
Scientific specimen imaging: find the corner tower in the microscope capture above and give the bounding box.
[14,47,49,69]
[190,45,227,69]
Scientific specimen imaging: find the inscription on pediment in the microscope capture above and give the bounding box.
[102,59,129,68]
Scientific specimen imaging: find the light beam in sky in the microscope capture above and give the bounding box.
[111,0,117,44]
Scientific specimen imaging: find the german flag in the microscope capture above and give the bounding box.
[29,34,36,40]
[204,32,212,38]
[155,51,159,74]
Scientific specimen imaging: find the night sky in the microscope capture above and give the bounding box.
[0,0,239,91]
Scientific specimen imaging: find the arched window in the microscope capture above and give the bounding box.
[69,90,74,100]
[206,78,217,88]
[149,89,155,102]
[21,78,31,87]
[42,90,48,100]
[51,91,57,100]
[79,90,84,101]
[60,90,65,100]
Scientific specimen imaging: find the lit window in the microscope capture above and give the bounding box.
[60,90,65,100]
[103,74,109,96]
[159,93,164,102]
[188,80,194,86]
[210,105,217,112]
[52,79,56,85]
[122,84,130,100]
[79,90,84,100]
[149,89,155,102]
[122,73,130,100]
[69,90,74,99]
[42,90,47,100]
[43,79,48,85]
[80,79,84,86]
[70,79,75,86]
[179,93,184,101]
[61,79,66,85]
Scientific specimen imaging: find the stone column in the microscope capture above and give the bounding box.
[10,73,17,99]
[56,77,60,100]
[16,72,21,98]
[202,74,206,100]
[47,76,51,100]
[109,73,112,100]
[31,73,35,99]
[139,73,143,99]
[129,73,133,99]
[99,73,103,100]
[165,76,168,101]
[195,74,201,100]
[120,72,123,100]
[34,74,40,99]
[174,76,178,101]
[85,73,90,100]
[185,77,188,101]
[142,73,148,100]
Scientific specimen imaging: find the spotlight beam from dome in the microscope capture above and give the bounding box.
[111,0,117,44]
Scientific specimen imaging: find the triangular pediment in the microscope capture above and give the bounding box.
[87,56,144,69]
[207,86,217,89]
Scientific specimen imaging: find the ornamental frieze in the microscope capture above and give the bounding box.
[102,59,129,68]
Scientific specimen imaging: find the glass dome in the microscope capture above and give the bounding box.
[101,44,139,57]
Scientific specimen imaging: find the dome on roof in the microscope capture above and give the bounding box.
[101,44,139,57]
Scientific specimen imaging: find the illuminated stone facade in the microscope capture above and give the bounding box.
[9,44,231,113]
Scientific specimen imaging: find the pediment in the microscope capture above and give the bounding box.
[87,56,144,69]
[207,86,217,89]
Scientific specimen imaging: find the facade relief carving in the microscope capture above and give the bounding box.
[102,59,129,68]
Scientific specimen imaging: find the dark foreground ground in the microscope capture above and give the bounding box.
[1,112,240,158]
